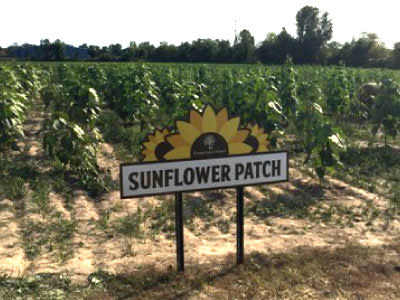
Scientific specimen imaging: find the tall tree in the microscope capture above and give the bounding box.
[276,28,297,63]
[257,33,279,64]
[122,42,137,61]
[40,39,51,60]
[296,6,333,63]
[109,43,122,59]
[177,42,191,62]
[215,40,232,62]
[234,29,255,63]
[296,6,319,43]
[137,42,155,60]
[88,45,101,59]
[52,39,65,60]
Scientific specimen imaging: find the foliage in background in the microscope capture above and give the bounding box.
[371,76,400,144]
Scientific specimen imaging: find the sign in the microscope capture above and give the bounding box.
[119,104,289,272]
[140,105,269,162]
[121,151,288,198]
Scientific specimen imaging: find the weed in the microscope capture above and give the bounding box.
[336,145,400,204]
[0,273,73,300]
[0,177,27,201]
[247,193,314,219]
[147,199,175,235]
[31,179,50,216]
[184,196,215,223]
[97,210,111,230]
[114,209,143,239]
[320,205,335,223]
[215,219,230,234]
[122,237,136,257]
[21,216,77,263]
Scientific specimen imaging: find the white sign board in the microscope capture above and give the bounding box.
[120,151,288,198]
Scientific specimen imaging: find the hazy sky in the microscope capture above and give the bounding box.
[2,0,399,48]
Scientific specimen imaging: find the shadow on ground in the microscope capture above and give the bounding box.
[89,241,400,300]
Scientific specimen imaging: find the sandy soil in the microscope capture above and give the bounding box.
[0,115,399,284]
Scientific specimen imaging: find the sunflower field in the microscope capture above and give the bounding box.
[1,61,400,190]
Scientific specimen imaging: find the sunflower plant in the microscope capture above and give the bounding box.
[371,76,400,145]
[295,83,346,181]
[0,66,30,151]
[43,114,107,194]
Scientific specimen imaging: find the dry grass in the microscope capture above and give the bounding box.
[79,242,400,300]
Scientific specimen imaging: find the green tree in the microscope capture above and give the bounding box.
[122,42,137,61]
[276,28,297,63]
[137,42,155,60]
[52,39,65,60]
[109,43,122,59]
[40,39,51,60]
[257,33,279,64]
[234,29,256,63]
[296,6,333,63]
[88,45,101,59]
[346,33,388,67]
[391,42,400,68]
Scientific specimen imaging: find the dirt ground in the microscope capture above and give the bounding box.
[0,114,399,299]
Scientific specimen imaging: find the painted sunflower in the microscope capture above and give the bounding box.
[142,128,172,161]
[164,105,253,160]
[246,124,269,153]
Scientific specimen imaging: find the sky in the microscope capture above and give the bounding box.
[1,0,399,48]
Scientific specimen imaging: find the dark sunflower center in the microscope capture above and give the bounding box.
[244,135,259,153]
[155,141,173,161]
[191,133,228,159]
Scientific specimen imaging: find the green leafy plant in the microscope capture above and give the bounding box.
[295,81,347,180]
[106,64,160,130]
[0,66,29,151]
[278,58,298,119]
[371,76,400,144]
[43,115,106,193]
[324,67,351,121]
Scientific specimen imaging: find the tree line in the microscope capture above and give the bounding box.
[3,6,400,69]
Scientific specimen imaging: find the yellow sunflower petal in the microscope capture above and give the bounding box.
[216,108,228,131]
[167,134,187,148]
[250,125,258,136]
[258,145,268,152]
[220,117,240,142]
[155,130,164,143]
[143,142,156,151]
[164,147,191,160]
[176,121,200,144]
[190,110,203,132]
[162,128,169,136]
[228,143,253,155]
[257,134,268,143]
[143,153,157,162]
[148,135,156,143]
[142,149,152,156]
[230,129,249,143]
[202,106,217,133]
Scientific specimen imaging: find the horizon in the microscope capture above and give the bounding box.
[2,0,399,49]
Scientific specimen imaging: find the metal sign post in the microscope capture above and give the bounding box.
[175,192,184,272]
[236,186,244,265]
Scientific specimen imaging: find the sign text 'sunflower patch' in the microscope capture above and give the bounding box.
[121,151,287,198]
